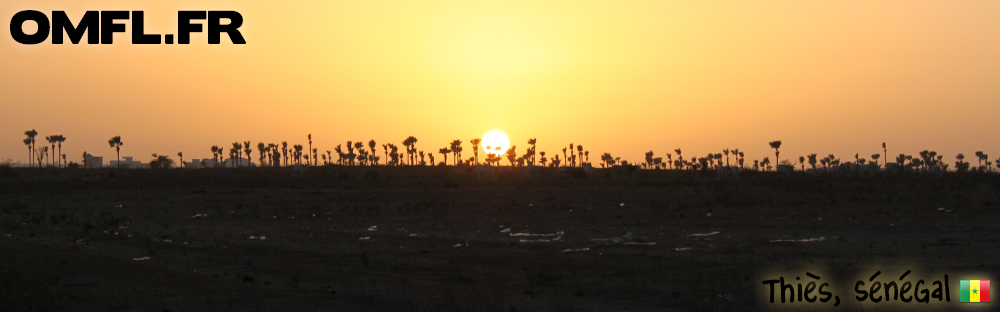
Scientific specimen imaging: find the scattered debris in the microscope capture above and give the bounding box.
[133,256,151,261]
[674,247,692,251]
[359,237,370,240]
[367,226,378,231]
[192,214,208,218]
[707,213,712,217]
[562,248,590,252]
[73,238,85,244]
[115,205,123,208]
[520,236,562,243]
[500,228,511,233]
[769,236,826,243]
[511,231,563,237]
[619,203,625,207]
[453,243,464,247]
[590,232,633,243]
[624,242,656,246]
[686,231,720,237]
[248,236,266,240]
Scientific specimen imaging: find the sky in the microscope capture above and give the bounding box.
[2,0,999,166]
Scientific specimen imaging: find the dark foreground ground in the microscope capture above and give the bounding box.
[1,166,998,311]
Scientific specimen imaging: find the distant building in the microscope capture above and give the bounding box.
[224,157,252,168]
[83,153,103,169]
[184,158,220,169]
[108,156,145,169]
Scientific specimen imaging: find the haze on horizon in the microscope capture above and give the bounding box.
[2,0,998,165]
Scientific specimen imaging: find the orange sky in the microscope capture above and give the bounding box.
[2,0,999,166]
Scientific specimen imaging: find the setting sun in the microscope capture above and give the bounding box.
[481,130,510,155]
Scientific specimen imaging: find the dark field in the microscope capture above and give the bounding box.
[1,167,998,311]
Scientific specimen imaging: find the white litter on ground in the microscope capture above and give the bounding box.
[511,231,563,237]
[453,243,464,247]
[674,247,692,251]
[248,236,266,240]
[192,214,207,218]
[520,236,562,243]
[367,226,378,231]
[769,236,825,243]
[562,248,590,252]
[500,228,511,233]
[359,237,370,240]
[590,232,633,243]
[624,242,656,246]
[133,256,150,261]
[686,231,720,237]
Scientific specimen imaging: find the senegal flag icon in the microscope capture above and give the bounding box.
[960,280,990,303]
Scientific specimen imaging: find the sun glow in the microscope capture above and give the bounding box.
[481,130,510,155]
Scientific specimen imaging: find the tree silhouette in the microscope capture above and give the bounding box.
[45,135,57,167]
[257,143,266,166]
[293,144,304,164]
[665,153,673,169]
[402,136,418,165]
[419,150,425,165]
[178,152,184,167]
[975,151,986,170]
[369,140,377,166]
[382,144,389,166]
[871,154,880,167]
[50,135,66,168]
[243,141,252,167]
[23,138,33,167]
[769,141,782,168]
[539,151,547,167]
[576,145,584,167]
[307,134,313,166]
[38,146,47,167]
[644,151,654,169]
[450,140,463,166]
[211,145,220,166]
[24,130,38,167]
[149,154,174,169]
[807,154,818,169]
[438,147,451,166]
[799,156,806,171]
[470,138,482,165]
[882,142,887,166]
[526,138,537,165]
[585,151,590,166]
[281,142,289,166]
[108,136,123,168]
[505,145,518,166]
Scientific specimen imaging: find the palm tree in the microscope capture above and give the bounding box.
[23,138,33,168]
[211,145,220,166]
[240,141,250,167]
[674,149,683,167]
[24,129,38,167]
[807,154,818,169]
[439,147,450,165]
[576,145,584,167]
[281,142,289,166]
[178,152,184,167]
[568,144,575,167]
[307,134,313,165]
[470,138,482,165]
[601,153,614,168]
[665,153,673,169]
[50,135,66,167]
[45,135,57,166]
[799,156,805,171]
[368,140,377,165]
[769,141,782,167]
[256,143,266,166]
[402,136,418,165]
[526,138,537,165]
[108,136,123,168]
[293,145,304,164]
[871,154,881,167]
[505,145,518,166]
[882,142,887,165]
[975,151,986,170]
[561,147,568,166]
[450,140,463,166]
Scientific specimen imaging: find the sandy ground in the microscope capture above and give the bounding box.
[1,167,997,311]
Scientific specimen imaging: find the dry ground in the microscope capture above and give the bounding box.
[1,167,998,311]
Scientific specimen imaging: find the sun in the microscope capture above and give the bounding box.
[481,130,510,155]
